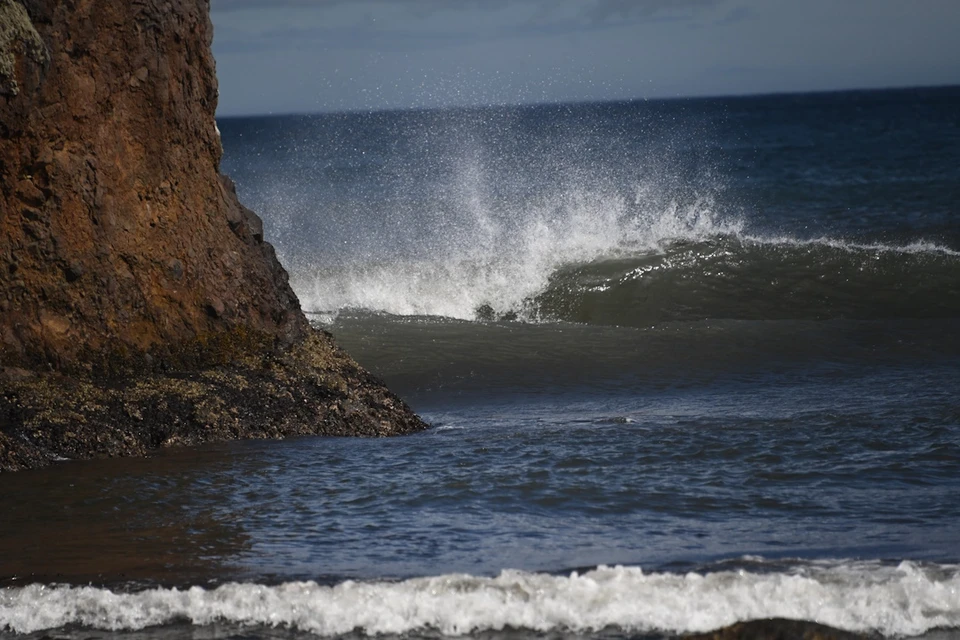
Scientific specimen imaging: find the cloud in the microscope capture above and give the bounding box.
[580,0,723,24]
[211,0,732,56]
[210,0,505,13]
[713,5,752,26]
[211,0,726,24]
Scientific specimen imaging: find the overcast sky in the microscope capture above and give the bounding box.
[210,0,960,116]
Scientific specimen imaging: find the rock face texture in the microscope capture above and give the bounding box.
[683,619,866,640]
[1,0,305,369]
[0,0,426,471]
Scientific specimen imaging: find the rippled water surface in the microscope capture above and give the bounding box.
[2,346,958,588]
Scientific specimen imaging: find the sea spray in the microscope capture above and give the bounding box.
[291,180,743,321]
[220,100,741,322]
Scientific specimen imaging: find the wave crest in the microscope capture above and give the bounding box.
[530,234,960,326]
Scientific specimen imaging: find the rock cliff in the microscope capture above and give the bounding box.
[0,0,426,471]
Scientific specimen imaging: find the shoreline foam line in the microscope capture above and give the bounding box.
[3,562,959,636]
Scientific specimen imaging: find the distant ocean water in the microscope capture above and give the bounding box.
[2,86,960,639]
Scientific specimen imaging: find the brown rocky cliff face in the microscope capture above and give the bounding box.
[1,0,307,370]
[0,0,427,471]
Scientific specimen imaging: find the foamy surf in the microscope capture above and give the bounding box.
[3,561,959,636]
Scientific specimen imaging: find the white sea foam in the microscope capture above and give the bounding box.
[741,233,960,257]
[3,562,960,636]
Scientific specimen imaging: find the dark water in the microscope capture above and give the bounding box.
[2,87,960,638]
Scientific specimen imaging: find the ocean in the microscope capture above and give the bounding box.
[2,86,959,638]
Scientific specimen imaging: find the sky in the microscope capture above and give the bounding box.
[210,0,960,116]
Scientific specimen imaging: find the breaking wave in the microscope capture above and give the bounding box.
[292,185,743,323]
[3,561,960,637]
[290,185,960,326]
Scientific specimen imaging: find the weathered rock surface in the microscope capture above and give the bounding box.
[0,0,306,367]
[0,0,427,471]
[683,619,868,640]
[0,331,425,472]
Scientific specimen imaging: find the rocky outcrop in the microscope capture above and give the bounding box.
[0,331,425,471]
[683,619,867,640]
[0,0,427,471]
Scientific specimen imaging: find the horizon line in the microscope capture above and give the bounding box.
[214,82,960,120]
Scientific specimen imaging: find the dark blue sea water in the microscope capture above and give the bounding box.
[2,87,960,638]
